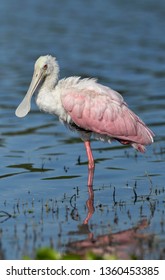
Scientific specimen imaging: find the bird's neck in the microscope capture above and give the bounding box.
[36,66,62,116]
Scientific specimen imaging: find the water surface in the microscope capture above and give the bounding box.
[0,0,165,259]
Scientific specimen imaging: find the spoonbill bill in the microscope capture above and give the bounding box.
[15,55,154,178]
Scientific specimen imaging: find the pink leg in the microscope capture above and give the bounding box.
[84,141,95,170]
[83,185,94,224]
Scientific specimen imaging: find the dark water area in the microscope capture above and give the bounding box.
[0,0,165,259]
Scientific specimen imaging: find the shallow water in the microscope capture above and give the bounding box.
[0,0,165,259]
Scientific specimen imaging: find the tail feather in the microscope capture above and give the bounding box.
[131,143,146,153]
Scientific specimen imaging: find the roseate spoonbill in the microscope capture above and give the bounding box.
[15,55,154,179]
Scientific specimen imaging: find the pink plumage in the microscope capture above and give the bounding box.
[61,77,154,153]
[15,55,154,177]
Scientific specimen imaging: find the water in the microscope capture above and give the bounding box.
[0,0,165,259]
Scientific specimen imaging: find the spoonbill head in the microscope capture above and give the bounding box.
[15,56,59,118]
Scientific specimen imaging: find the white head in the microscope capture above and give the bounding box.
[15,55,59,118]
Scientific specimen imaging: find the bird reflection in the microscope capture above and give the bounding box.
[67,219,151,259]
[83,184,95,225]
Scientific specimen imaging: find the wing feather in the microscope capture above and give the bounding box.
[61,81,154,145]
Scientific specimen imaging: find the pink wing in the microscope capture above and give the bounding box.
[61,84,154,147]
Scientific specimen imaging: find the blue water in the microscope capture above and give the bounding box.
[0,0,165,259]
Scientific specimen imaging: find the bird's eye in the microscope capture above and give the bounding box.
[43,64,47,70]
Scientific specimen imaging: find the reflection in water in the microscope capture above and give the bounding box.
[69,184,94,225]
[0,180,164,259]
[84,185,95,225]
[0,211,12,224]
[67,219,153,259]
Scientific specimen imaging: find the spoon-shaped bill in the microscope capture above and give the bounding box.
[15,94,32,118]
[15,69,44,118]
